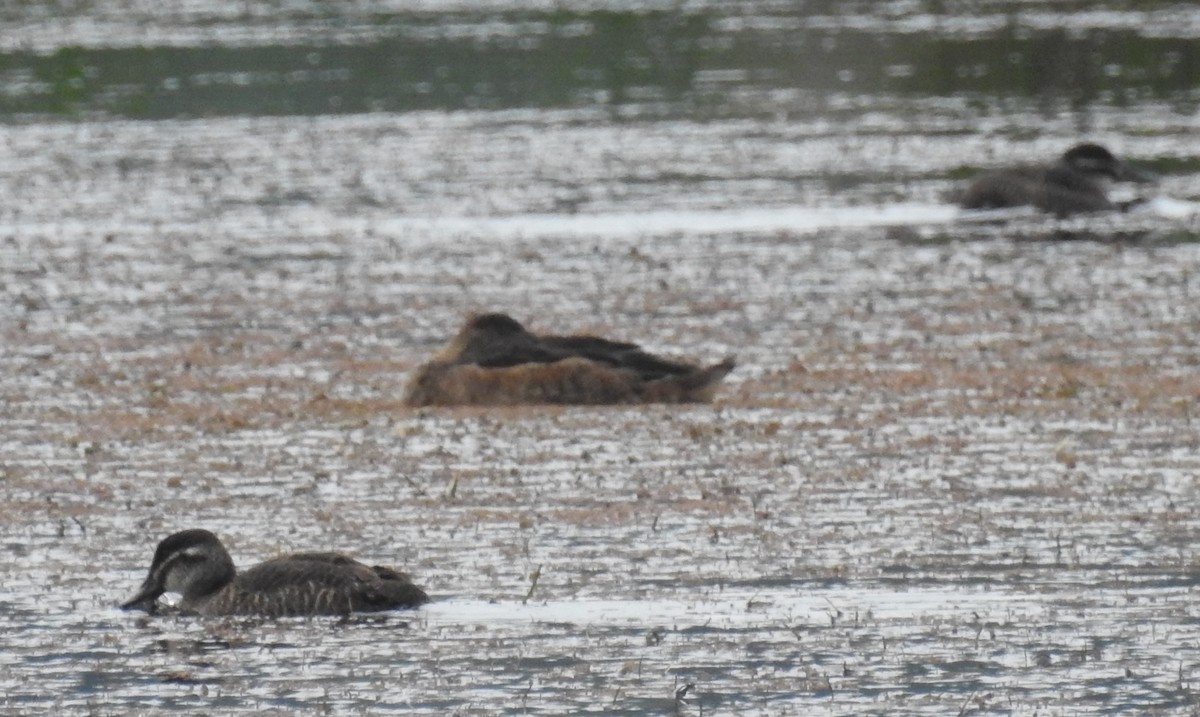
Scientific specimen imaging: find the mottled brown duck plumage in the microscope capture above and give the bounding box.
[121,529,428,617]
[404,313,735,406]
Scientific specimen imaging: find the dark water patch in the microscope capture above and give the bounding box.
[934,658,1004,676]
[0,12,712,120]
[902,26,1200,111]
[3,8,1199,121]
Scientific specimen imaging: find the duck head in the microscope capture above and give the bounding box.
[1062,143,1157,183]
[121,529,236,612]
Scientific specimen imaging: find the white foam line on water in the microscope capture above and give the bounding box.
[6,198,1193,244]
[1145,196,1200,219]
[4,203,977,244]
[379,203,967,239]
[379,198,1199,241]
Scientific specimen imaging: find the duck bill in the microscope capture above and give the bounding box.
[1116,162,1159,184]
[120,576,165,612]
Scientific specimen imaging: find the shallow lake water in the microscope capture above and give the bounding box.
[4,1,1200,715]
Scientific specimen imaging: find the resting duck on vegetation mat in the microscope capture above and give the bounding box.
[121,529,428,617]
[403,312,735,406]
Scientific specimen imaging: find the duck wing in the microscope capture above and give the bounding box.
[215,553,427,616]
[446,325,574,368]
[545,335,695,379]
[469,340,573,368]
[961,165,1111,214]
[959,167,1043,209]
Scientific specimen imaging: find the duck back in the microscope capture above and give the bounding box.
[197,553,429,617]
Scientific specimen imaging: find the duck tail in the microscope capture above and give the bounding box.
[672,356,736,401]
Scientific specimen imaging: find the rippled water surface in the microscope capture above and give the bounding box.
[4,1,1200,715]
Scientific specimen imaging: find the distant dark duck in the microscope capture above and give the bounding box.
[121,529,428,617]
[959,143,1156,216]
[404,312,736,406]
